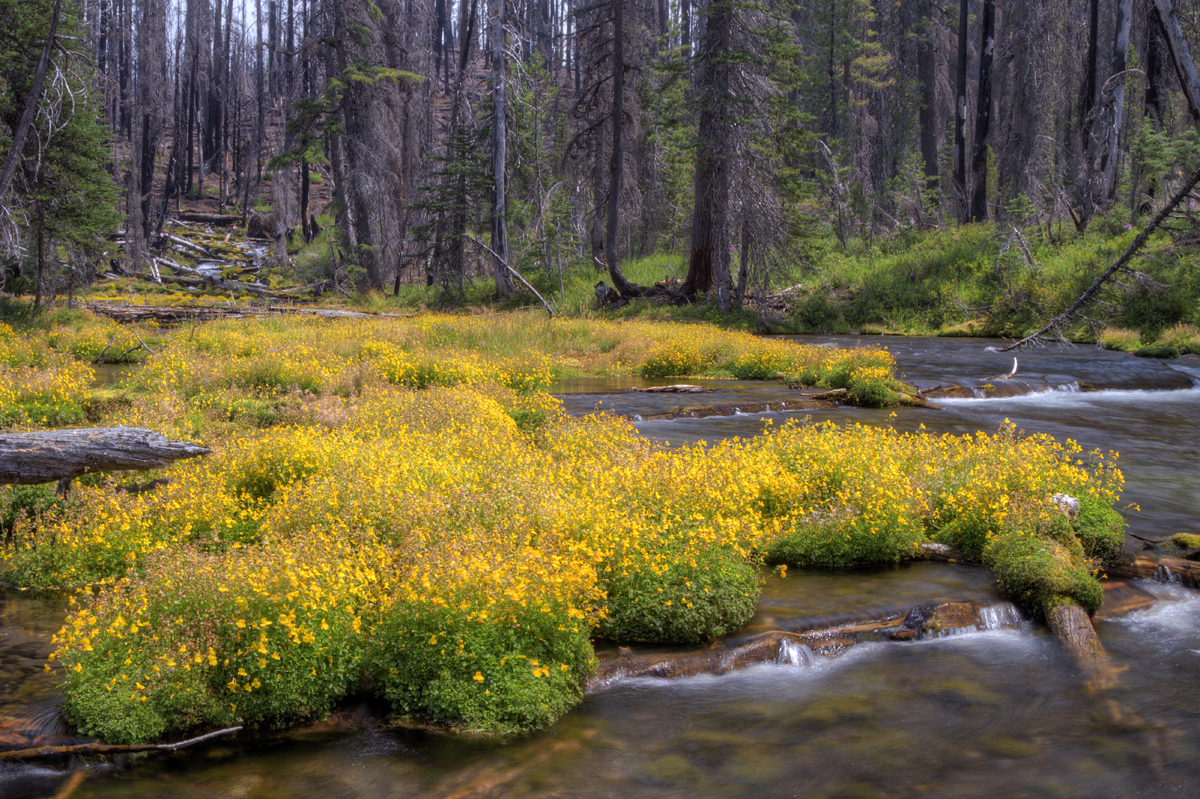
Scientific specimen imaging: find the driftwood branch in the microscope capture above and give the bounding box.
[0,726,242,762]
[0,427,210,486]
[464,234,556,317]
[1001,165,1200,351]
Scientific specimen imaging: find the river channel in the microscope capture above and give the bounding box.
[2,336,1198,798]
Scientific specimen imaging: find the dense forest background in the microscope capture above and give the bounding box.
[2,0,1199,316]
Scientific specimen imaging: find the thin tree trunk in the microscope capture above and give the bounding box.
[953,0,968,220]
[917,0,939,192]
[492,0,514,296]
[0,0,63,205]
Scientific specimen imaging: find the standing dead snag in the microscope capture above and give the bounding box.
[0,428,210,496]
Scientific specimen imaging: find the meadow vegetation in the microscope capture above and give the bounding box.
[0,310,1127,742]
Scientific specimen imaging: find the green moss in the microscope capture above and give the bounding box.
[1170,533,1200,551]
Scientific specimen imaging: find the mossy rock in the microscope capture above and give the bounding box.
[1134,344,1180,359]
[1170,533,1200,552]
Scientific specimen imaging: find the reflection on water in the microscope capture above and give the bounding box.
[2,336,1198,797]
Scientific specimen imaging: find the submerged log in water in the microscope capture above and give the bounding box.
[1103,553,1200,589]
[589,600,1022,689]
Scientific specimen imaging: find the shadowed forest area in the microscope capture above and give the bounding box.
[2,0,1200,339]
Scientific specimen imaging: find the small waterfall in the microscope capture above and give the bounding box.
[1154,564,1182,584]
[978,602,1023,630]
[777,640,815,667]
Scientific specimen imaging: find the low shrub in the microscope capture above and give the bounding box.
[54,542,375,743]
[368,596,595,733]
[1154,323,1200,355]
[597,545,761,644]
[981,500,1105,616]
[1098,327,1142,351]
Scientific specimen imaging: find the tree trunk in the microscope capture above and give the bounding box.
[684,0,734,308]
[492,0,514,296]
[0,428,210,486]
[968,0,995,223]
[953,0,968,220]
[1100,0,1134,203]
[1081,0,1099,126]
[604,0,634,295]
[917,0,939,193]
[1154,0,1200,129]
[0,0,63,205]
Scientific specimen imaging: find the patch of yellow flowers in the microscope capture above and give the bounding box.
[0,312,1123,740]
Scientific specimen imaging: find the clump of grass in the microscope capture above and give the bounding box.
[1154,323,1200,355]
[1098,327,1142,352]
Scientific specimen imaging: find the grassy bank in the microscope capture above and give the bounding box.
[1,310,1127,742]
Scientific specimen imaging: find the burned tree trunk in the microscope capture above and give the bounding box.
[953,0,968,219]
[968,0,995,223]
[1100,0,1134,204]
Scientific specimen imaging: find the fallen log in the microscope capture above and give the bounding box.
[628,381,710,391]
[173,213,243,227]
[0,428,210,487]
[1102,553,1200,589]
[0,725,241,762]
[1045,601,1122,692]
[589,600,1021,688]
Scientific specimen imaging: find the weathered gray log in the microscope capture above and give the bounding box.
[0,428,210,486]
[629,385,709,393]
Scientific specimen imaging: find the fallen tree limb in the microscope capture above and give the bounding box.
[464,234,556,317]
[160,232,218,260]
[1002,164,1200,351]
[0,428,210,486]
[0,726,242,762]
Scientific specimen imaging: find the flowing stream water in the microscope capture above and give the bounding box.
[2,337,1198,798]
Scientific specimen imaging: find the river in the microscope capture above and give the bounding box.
[2,336,1197,798]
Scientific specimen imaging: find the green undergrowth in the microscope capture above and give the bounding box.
[788,223,1200,340]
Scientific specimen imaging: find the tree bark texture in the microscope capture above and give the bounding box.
[0,428,210,486]
[684,0,734,308]
[1100,0,1134,203]
[968,0,995,223]
[1154,0,1200,130]
[604,0,634,295]
[953,0,969,219]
